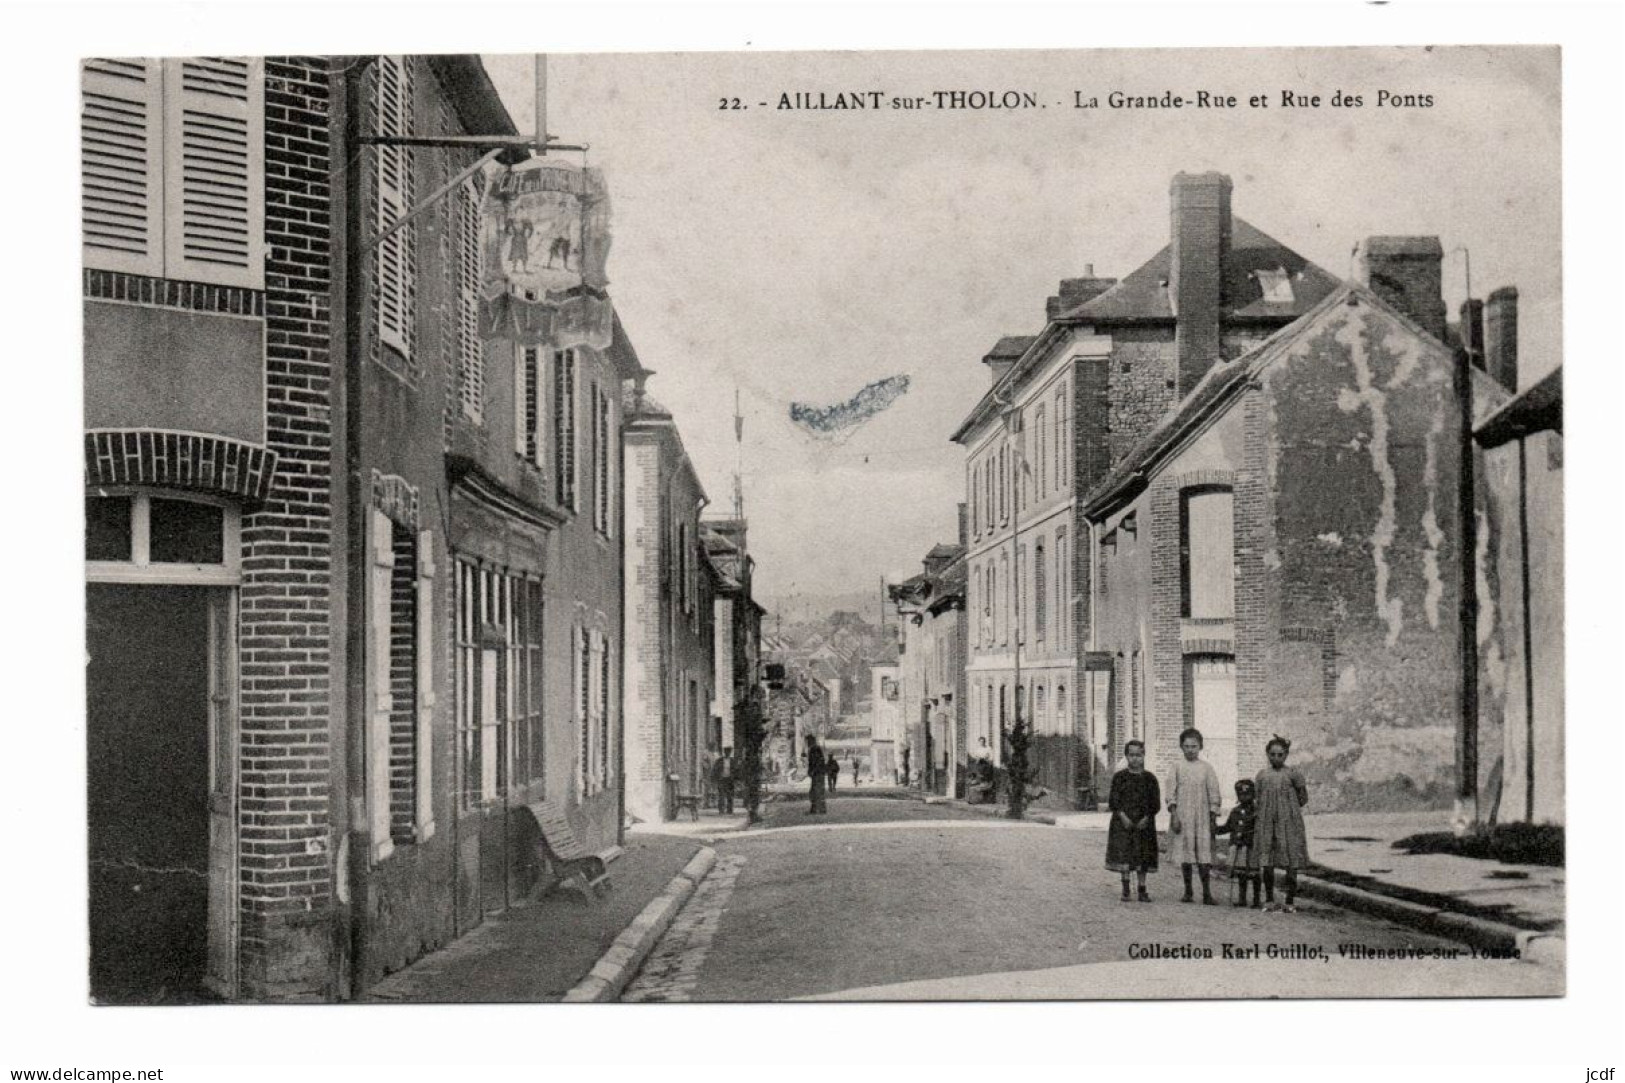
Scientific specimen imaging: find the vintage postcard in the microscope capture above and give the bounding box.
[78,43,1564,1008]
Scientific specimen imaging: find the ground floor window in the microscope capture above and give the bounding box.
[455,560,544,811]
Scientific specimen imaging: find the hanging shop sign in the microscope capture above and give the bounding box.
[479,157,613,350]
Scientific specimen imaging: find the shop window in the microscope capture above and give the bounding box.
[456,561,544,811]
[86,495,133,562]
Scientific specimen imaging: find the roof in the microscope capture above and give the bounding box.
[1066,217,1342,324]
[605,311,649,382]
[952,218,1339,445]
[1080,281,1453,519]
[425,57,518,138]
[984,335,1038,362]
[1475,367,1563,447]
[924,542,963,564]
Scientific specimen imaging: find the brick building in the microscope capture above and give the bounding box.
[84,56,344,1002]
[622,385,716,823]
[84,55,642,1002]
[1082,255,1519,811]
[951,171,1341,808]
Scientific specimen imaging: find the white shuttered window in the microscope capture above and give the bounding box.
[81,57,263,288]
[375,56,414,358]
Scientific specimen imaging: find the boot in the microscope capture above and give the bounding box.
[1180,864,1194,903]
[1199,867,1215,905]
[1137,886,1152,903]
[1121,879,1131,902]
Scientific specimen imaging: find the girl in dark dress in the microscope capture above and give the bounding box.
[1106,740,1161,902]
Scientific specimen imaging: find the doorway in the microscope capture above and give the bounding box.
[1187,655,1239,800]
[87,584,235,1003]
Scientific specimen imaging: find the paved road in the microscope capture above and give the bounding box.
[623,798,1561,1002]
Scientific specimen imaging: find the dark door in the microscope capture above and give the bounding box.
[88,584,213,1003]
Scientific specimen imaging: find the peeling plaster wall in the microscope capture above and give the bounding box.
[1264,302,1463,810]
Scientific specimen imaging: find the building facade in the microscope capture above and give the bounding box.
[84,54,639,1003]
[952,171,1343,808]
[1082,257,1517,812]
[622,387,716,823]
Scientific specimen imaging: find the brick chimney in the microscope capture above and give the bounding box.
[1458,298,1485,371]
[1484,286,1519,392]
[1046,264,1118,319]
[1360,236,1447,342]
[1170,172,1232,397]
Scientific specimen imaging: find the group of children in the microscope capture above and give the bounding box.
[1105,728,1311,911]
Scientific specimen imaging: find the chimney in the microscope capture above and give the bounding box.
[1484,286,1519,392]
[1170,172,1232,397]
[957,502,968,548]
[1458,298,1485,371]
[1359,236,1447,342]
[986,359,1015,385]
[1046,264,1118,319]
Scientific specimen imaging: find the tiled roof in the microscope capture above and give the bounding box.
[984,335,1038,361]
[1066,218,1342,324]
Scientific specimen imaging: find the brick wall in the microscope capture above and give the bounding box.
[236,57,338,1000]
[623,435,666,822]
[1105,328,1178,464]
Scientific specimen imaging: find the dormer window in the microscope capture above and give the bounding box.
[1257,268,1295,305]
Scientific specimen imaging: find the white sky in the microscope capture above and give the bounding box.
[485,46,1559,606]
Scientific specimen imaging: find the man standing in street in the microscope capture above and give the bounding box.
[713,749,736,815]
[807,737,828,814]
[827,753,840,793]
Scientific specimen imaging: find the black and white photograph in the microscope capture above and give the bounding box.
[10,2,1625,1077]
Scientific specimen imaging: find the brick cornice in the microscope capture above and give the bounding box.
[86,429,278,504]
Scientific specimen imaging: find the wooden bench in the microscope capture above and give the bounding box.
[523,798,611,903]
[674,793,701,821]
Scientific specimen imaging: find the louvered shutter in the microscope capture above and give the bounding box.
[376,57,413,358]
[369,510,396,863]
[163,58,263,288]
[415,532,437,841]
[82,59,163,277]
[458,180,484,420]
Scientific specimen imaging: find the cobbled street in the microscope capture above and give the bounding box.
[623,795,1559,1001]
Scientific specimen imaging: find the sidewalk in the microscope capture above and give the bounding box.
[363,832,703,1003]
[912,793,1564,956]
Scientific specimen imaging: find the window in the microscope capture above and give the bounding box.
[998,551,1009,646]
[1055,385,1069,489]
[457,177,484,420]
[81,58,265,288]
[1055,529,1068,650]
[970,463,980,537]
[1257,268,1295,305]
[554,348,577,509]
[1035,406,1047,497]
[1181,488,1236,619]
[455,561,544,811]
[375,56,414,359]
[515,347,543,467]
[1034,540,1046,642]
[577,628,611,797]
[86,491,241,583]
[592,383,612,536]
[368,512,434,859]
[1016,544,1026,645]
[998,446,1007,523]
[1035,684,1047,734]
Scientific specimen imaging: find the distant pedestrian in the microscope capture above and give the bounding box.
[1167,727,1223,905]
[1253,736,1310,911]
[827,755,840,793]
[807,738,828,815]
[1216,778,1260,908]
[712,750,736,815]
[851,758,860,785]
[1105,740,1160,902]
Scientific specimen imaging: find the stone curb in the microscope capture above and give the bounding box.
[561,846,719,1003]
[1295,873,1564,964]
[913,792,1058,825]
